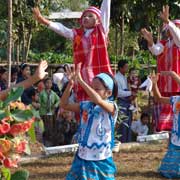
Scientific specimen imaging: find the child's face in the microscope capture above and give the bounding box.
[141,116,148,125]
[130,70,138,77]
[32,93,39,101]
[22,66,31,78]
[1,72,8,81]
[62,110,73,121]
[92,78,111,99]
[45,79,52,89]
[130,70,138,79]
[11,72,18,82]
[81,11,99,29]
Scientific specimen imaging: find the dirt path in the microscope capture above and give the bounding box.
[20,141,168,180]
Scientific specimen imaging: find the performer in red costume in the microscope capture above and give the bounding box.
[33,0,113,102]
[141,5,180,131]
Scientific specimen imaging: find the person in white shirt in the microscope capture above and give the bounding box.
[141,5,180,132]
[115,59,136,143]
[131,113,149,141]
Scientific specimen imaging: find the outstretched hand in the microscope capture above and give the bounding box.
[159,5,170,24]
[150,73,159,85]
[65,64,75,85]
[65,63,83,85]
[34,60,48,80]
[32,7,42,22]
[140,28,154,47]
[32,7,50,26]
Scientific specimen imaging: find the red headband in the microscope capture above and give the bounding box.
[79,6,101,25]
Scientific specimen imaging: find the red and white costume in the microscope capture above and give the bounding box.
[149,20,180,131]
[48,0,113,101]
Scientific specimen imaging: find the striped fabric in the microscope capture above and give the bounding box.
[80,6,101,22]
[159,143,180,178]
[66,154,117,180]
[153,92,180,132]
[73,25,113,102]
[155,39,180,131]
[153,102,173,132]
[157,40,180,93]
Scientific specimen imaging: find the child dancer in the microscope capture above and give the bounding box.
[61,64,118,179]
[33,0,113,101]
[152,71,180,178]
[141,5,180,131]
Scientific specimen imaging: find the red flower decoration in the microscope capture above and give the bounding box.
[82,110,88,123]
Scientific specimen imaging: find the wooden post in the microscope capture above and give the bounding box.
[7,0,12,88]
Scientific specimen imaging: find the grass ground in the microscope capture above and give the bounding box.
[19,140,169,180]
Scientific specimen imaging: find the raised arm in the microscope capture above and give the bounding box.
[141,28,164,56]
[151,74,170,104]
[160,5,180,47]
[74,64,115,114]
[100,0,111,35]
[161,71,180,85]
[60,66,80,113]
[60,81,80,113]
[33,7,50,26]
[33,7,74,40]
[0,61,48,101]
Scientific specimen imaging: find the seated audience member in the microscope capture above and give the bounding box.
[11,67,18,86]
[17,63,34,105]
[0,67,8,91]
[54,108,77,145]
[131,112,149,141]
[0,60,48,101]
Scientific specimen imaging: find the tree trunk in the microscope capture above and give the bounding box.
[21,23,26,62]
[7,0,12,88]
[120,11,125,56]
[16,39,20,64]
[25,27,32,62]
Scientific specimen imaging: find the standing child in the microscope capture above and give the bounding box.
[33,0,113,101]
[61,64,118,179]
[127,68,141,112]
[29,88,44,143]
[39,77,60,146]
[152,71,180,178]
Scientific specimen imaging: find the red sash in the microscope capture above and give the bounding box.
[157,40,180,93]
[73,24,113,101]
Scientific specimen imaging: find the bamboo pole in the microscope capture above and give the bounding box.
[7,0,12,88]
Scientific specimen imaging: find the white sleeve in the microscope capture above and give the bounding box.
[168,21,180,47]
[117,88,132,98]
[48,22,74,40]
[100,0,111,35]
[115,75,132,98]
[139,126,149,136]
[148,43,164,56]
[131,121,137,133]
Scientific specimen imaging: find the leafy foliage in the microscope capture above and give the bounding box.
[0,87,39,179]
[28,51,73,64]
